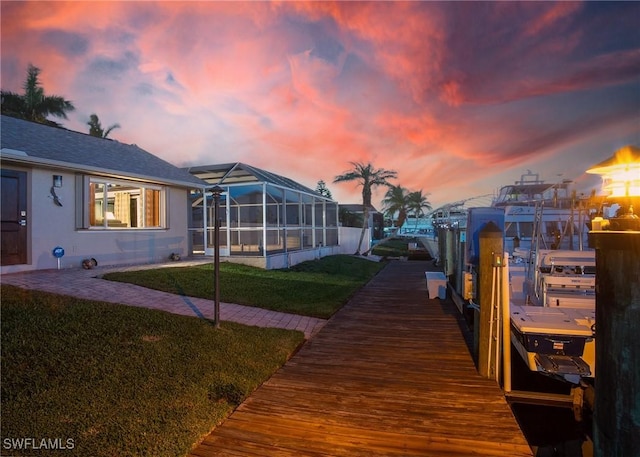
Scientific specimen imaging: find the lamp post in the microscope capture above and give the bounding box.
[211,185,223,328]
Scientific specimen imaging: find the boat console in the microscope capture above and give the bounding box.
[534,250,596,308]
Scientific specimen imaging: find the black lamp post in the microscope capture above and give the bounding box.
[211,185,223,328]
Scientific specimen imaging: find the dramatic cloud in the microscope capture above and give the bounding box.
[1,1,638,208]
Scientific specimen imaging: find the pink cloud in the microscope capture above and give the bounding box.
[2,1,638,208]
[524,2,582,37]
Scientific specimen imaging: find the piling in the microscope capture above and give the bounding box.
[478,221,504,379]
[588,230,640,457]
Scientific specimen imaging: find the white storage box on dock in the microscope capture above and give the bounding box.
[425,272,447,299]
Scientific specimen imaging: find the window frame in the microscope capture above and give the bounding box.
[81,176,167,230]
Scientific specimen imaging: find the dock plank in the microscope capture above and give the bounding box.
[188,260,532,456]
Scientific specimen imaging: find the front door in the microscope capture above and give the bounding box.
[1,169,28,265]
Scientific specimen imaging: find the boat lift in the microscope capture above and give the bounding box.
[478,251,595,421]
[444,222,595,422]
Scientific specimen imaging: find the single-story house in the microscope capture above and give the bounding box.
[0,115,207,273]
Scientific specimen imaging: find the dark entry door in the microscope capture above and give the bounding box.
[1,169,28,265]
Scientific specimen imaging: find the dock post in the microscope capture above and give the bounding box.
[478,221,504,379]
[444,228,455,276]
[588,230,640,457]
[501,252,512,392]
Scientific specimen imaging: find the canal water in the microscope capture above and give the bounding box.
[508,346,593,457]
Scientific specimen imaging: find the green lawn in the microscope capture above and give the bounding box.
[103,254,385,319]
[371,237,413,257]
[1,255,386,456]
[1,285,304,457]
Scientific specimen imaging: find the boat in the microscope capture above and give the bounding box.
[492,171,593,255]
[436,170,599,384]
[509,249,596,383]
[510,304,595,383]
[524,249,596,309]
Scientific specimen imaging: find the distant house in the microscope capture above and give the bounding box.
[339,204,385,243]
[0,115,207,273]
[186,162,341,269]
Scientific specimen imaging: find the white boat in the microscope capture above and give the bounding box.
[493,171,592,255]
[510,304,595,383]
[437,171,600,384]
[511,249,596,383]
[525,249,596,308]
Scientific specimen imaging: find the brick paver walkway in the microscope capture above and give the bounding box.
[1,258,326,339]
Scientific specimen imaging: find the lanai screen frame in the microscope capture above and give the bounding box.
[198,181,338,257]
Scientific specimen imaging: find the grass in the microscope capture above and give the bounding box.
[371,237,415,257]
[1,285,304,457]
[103,254,385,319]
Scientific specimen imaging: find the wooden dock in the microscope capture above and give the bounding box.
[189,260,532,456]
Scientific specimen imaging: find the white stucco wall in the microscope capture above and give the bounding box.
[337,226,371,255]
[1,166,191,273]
[213,228,369,270]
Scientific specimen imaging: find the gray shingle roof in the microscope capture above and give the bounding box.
[1,115,206,188]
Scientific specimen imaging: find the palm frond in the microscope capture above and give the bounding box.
[103,123,121,138]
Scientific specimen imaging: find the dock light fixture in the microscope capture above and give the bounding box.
[587,147,640,456]
[587,145,640,231]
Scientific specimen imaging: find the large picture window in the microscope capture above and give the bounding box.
[88,178,165,229]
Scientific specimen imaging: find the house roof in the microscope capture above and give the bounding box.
[339,204,380,213]
[0,115,206,188]
[186,162,334,200]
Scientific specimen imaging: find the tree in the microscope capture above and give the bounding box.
[315,180,333,199]
[334,162,397,255]
[382,185,409,234]
[0,64,75,127]
[407,190,432,230]
[88,113,121,138]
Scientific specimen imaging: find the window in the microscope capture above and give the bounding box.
[285,190,300,225]
[87,178,165,229]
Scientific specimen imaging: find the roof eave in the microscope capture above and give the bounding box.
[1,150,207,189]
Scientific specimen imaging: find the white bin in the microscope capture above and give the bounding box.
[425,272,447,299]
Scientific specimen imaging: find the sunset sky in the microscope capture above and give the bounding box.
[2,1,639,209]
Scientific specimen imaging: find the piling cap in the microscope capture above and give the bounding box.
[479,221,502,233]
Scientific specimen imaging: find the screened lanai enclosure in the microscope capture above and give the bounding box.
[187,163,341,269]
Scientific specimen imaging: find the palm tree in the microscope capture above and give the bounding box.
[88,113,121,138]
[334,162,397,255]
[407,190,432,230]
[0,64,75,127]
[382,185,410,235]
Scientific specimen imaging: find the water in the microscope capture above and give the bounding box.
[509,348,593,457]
